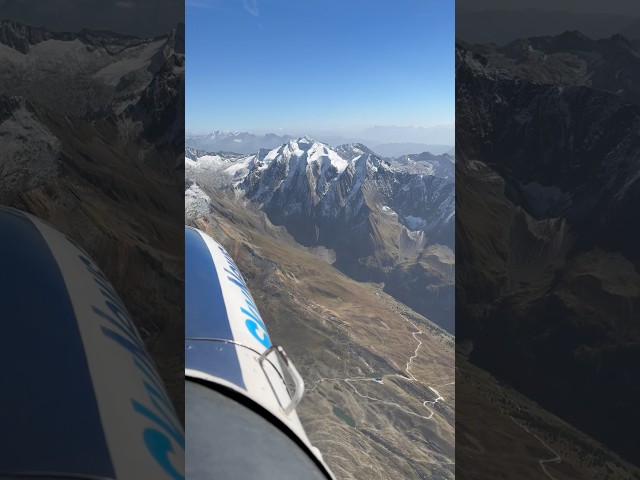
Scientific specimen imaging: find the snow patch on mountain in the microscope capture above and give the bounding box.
[519,181,573,217]
[93,39,165,86]
[185,180,212,221]
[403,215,427,230]
[185,147,255,188]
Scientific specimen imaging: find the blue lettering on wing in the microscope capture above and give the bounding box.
[246,319,271,348]
[219,247,272,349]
[240,306,265,328]
[143,428,185,480]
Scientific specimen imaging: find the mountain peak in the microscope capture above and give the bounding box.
[261,137,348,174]
[284,136,327,151]
[297,135,315,143]
[551,30,593,50]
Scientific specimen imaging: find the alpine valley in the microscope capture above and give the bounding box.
[185,136,455,479]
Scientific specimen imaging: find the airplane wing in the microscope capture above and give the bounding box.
[185,225,335,480]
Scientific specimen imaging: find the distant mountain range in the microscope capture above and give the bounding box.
[186,130,454,157]
[185,131,293,154]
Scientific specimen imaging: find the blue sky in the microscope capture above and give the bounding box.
[186,0,454,139]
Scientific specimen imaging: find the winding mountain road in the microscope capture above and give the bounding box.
[309,308,451,423]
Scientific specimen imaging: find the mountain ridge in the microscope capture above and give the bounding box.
[0,18,167,54]
[186,136,455,333]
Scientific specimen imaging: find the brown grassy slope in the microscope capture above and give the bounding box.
[190,189,455,480]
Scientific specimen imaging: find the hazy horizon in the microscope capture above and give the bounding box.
[185,123,455,146]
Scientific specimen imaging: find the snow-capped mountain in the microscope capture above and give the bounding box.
[186,136,455,331]
[187,137,454,245]
[240,137,453,246]
[185,131,293,154]
[394,152,455,179]
[185,147,255,191]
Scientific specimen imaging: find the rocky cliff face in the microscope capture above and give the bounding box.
[241,138,454,252]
